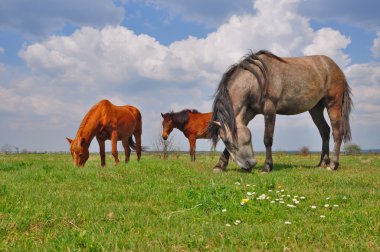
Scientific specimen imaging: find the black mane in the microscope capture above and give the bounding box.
[164,109,199,127]
[209,50,286,146]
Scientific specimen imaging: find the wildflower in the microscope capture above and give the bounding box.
[270,201,275,204]
[242,198,249,203]
[287,195,291,198]
[326,197,330,200]
[247,192,253,196]
[342,196,347,200]
[311,205,317,209]
[280,189,285,192]
[222,209,227,212]
[294,195,298,198]
[324,204,330,208]
[333,204,339,208]
[279,201,285,204]
[294,200,299,204]
[287,204,296,208]
[268,189,273,192]
[234,220,241,225]
[226,224,231,227]
[300,196,306,200]
[284,221,292,225]
[320,215,325,218]
[235,182,241,186]
[275,198,279,201]
[276,190,280,194]
[277,185,282,189]
[240,202,245,206]
[246,184,251,187]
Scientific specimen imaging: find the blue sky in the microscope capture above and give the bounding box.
[0,0,380,153]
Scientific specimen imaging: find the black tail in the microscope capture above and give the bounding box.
[341,82,353,142]
[128,136,148,152]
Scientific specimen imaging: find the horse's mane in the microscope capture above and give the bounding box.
[209,50,286,146]
[164,109,200,126]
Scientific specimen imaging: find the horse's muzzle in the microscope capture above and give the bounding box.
[162,134,168,140]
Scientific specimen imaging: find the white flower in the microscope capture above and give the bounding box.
[287,204,296,208]
[279,201,285,204]
[246,184,251,187]
[284,221,292,225]
[294,200,300,204]
[294,195,298,198]
[240,202,245,206]
[235,182,241,186]
[226,224,231,227]
[234,220,241,225]
[270,201,275,204]
[311,205,317,209]
[222,209,227,212]
[326,197,330,200]
[320,215,326,218]
[287,195,291,198]
[268,189,273,192]
[276,190,280,194]
[300,196,306,200]
[333,204,339,208]
[280,189,285,192]
[343,196,347,200]
[275,199,279,201]
[247,192,253,196]
[324,204,330,208]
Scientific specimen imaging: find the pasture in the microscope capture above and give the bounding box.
[1,152,379,251]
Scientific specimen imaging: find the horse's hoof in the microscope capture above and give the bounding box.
[261,163,273,173]
[213,166,226,173]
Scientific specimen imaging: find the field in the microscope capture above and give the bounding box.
[1,152,379,251]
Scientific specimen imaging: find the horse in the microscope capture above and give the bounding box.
[66,99,142,167]
[209,50,352,172]
[161,109,212,161]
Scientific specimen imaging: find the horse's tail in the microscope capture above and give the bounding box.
[128,137,137,151]
[341,81,353,143]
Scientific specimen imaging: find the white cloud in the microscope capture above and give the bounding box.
[303,28,351,67]
[0,47,4,55]
[372,32,380,58]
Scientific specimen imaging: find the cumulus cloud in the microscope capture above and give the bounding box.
[0,0,124,38]
[372,32,380,58]
[303,28,351,67]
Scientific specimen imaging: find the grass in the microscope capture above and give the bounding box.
[0,152,379,251]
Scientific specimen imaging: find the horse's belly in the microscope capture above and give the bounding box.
[276,98,320,115]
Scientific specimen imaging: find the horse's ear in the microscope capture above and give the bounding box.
[210,121,222,128]
[80,138,86,147]
[161,113,164,118]
[66,137,73,144]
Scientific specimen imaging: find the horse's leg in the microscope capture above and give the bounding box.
[263,101,276,172]
[326,102,343,170]
[96,136,106,167]
[111,130,120,165]
[309,101,331,167]
[213,148,230,173]
[122,138,131,163]
[134,131,142,162]
[189,137,196,161]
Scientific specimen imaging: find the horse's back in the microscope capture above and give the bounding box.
[265,55,346,114]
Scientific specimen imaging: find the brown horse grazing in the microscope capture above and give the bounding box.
[209,50,352,172]
[161,110,212,161]
[66,99,142,167]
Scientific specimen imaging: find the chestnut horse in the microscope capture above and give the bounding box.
[161,110,211,161]
[66,99,142,167]
[209,50,352,172]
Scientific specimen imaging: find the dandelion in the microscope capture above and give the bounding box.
[311,205,317,209]
[222,209,227,212]
[242,198,249,203]
[324,204,330,208]
[226,224,231,227]
[284,221,292,225]
[320,215,326,218]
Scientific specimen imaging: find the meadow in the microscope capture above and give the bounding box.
[0,152,379,251]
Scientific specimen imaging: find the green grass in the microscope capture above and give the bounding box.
[0,152,379,251]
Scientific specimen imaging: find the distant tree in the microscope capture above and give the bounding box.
[343,143,361,155]
[1,144,13,154]
[21,148,29,154]
[299,146,310,156]
[153,128,177,160]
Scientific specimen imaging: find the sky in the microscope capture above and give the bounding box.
[0,0,380,153]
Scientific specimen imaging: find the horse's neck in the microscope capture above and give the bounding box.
[76,113,101,146]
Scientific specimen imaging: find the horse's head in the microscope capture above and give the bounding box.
[210,121,257,171]
[161,113,174,140]
[66,137,89,167]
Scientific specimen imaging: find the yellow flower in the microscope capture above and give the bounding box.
[242,198,249,203]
